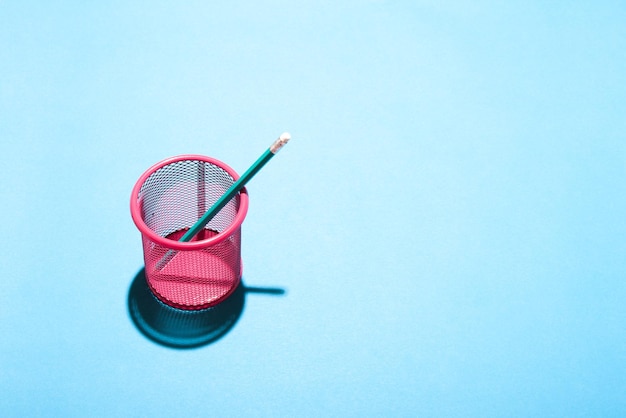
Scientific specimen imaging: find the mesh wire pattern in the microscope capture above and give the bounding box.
[131,155,248,310]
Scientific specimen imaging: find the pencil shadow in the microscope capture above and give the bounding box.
[127,268,285,349]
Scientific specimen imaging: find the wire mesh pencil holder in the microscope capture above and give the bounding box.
[131,155,248,310]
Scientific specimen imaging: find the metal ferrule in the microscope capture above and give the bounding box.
[270,137,290,154]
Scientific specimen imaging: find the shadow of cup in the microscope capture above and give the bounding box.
[127,268,284,349]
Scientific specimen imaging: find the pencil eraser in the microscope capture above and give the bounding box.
[271,132,291,153]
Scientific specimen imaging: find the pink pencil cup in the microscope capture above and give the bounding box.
[130,155,249,310]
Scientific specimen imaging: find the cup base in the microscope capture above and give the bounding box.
[146,228,241,310]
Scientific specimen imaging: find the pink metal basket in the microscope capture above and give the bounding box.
[130,155,248,310]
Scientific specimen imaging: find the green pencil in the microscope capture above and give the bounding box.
[156,132,291,270]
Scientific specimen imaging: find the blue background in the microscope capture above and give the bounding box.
[1,1,625,416]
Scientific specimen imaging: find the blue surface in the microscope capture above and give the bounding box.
[1,1,625,416]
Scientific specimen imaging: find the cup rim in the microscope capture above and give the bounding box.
[130,154,249,251]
